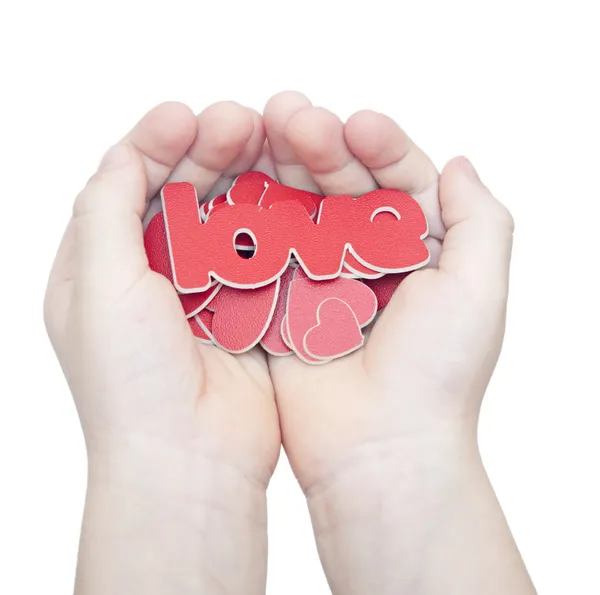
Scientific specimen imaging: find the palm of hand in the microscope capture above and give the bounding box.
[45,101,280,486]
[260,93,513,494]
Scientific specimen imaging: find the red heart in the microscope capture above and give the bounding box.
[228,171,320,218]
[285,268,376,363]
[363,273,407,311]
[207,280,280,353]
[304,298,364,359]
[260,267,294,356]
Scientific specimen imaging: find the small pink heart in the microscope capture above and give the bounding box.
[304,298,364,359]
[285,268,376,363]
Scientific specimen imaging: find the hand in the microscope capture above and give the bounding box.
[263,92,535,594]
[44,101,280,595]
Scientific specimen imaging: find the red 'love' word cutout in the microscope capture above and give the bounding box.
[162,182,429,292]
[144,211,221,317]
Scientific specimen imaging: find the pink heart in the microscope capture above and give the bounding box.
[285,268,377,363]
[304,298,364,359]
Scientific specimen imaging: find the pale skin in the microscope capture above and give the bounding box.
[44,92,536,595]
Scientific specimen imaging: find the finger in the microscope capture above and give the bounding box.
[263,91,320,192]
[51,102,197,282]
[123,101,198,199]
[284,107,377,196]
[438,157,514,298]
[201,108,267,200]
[72,143,150,302]
[344,110,444,239]
[168,101,256,201]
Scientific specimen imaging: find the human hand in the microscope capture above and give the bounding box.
[44,101,280,595]
[264,92,534,594]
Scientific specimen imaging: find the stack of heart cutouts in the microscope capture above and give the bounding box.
[143,171,430,364]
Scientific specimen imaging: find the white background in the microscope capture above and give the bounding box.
[1,0,599,593]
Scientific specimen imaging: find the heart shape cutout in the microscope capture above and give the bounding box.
[286,268,376,363]
[188,309,214,343]
[260,267,294,356]
[228,171,319,218]
[207,280,279,353]
[304,298,364,359]
[363,273,407,311]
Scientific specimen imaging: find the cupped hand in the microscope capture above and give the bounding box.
[44,101,280,594]
[262,92,519,594]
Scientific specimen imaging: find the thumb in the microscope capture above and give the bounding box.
[73,143,150,301]
[437,156,514,300]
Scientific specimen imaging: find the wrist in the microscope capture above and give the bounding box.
[305,427,500,595]
[86,436,269,524]
[77,441,269,595]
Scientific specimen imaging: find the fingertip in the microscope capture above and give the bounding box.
[344,111,405,166]
[222,107,267,176]
[153,101,198,137]
[264,91,312,119]
[198,100,255,139]
[264,92,313,162]
[193,101,255,170]
[440,156,514,232]
[442,155,479,181]
[284,107,344,168]
[128,101,198,164]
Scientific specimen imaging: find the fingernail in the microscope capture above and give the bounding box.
[98,144,131,171]
[460,156,481,182]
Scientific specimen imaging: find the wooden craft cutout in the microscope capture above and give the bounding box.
[260,267,294,356]
[162,183,429,293]
[364,273,407,311]
[188,314,212,343]
[228,171,321,218]
[206,279,280,353]
[285,269,377,364]
[144,211,219,317]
